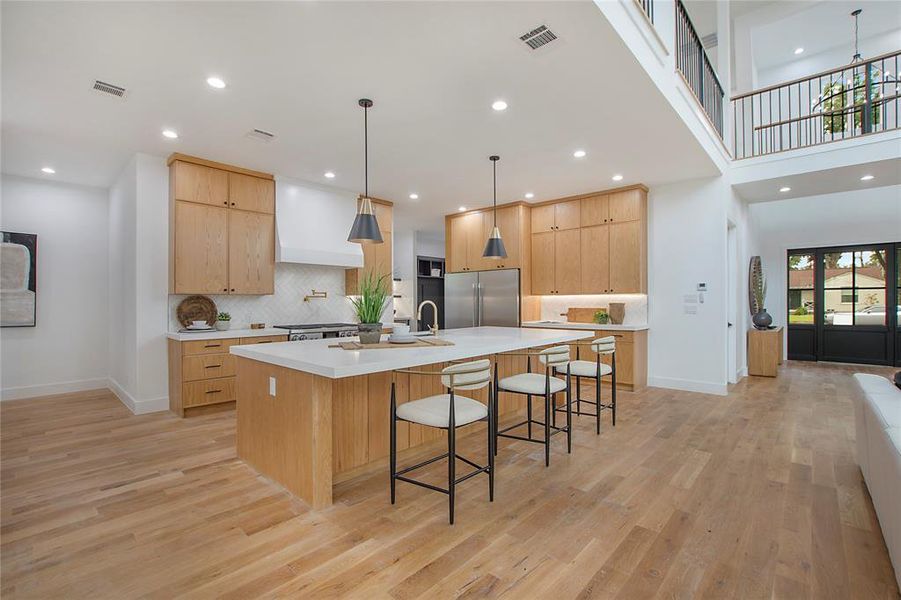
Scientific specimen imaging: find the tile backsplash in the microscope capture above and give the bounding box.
[169,263,381,331]
[539,294,648,325]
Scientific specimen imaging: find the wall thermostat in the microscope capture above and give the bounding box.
[697,283,708,291]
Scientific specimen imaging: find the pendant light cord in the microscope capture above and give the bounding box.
[492,159,497,227]
[364,104,368,198]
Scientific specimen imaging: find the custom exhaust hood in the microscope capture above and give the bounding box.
[275,176,364,268]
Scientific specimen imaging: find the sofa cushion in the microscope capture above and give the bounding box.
[854,373,897,395]
[868,392,901,430]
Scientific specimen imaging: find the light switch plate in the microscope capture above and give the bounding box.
[269,376,276,397]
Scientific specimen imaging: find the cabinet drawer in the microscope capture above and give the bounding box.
[593,329,635,343]
[183,353,236,381]
[183,377,235,408]
[239,335,288,345]
[183,338,239,356]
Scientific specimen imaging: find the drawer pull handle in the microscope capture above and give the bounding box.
[205,389,222,394]
[205,364,222,369]
[257,341,272,344]
[204,344,221,348]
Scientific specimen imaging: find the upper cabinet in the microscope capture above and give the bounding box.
[447,211,485,272]
[168,154,276,295]
[345,199,394,295]
[446,205,529,273]
[530,200,580,232]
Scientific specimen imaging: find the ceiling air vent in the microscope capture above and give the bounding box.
[245,128,276,142]
[92,80,127,99]
[519,25,558,50]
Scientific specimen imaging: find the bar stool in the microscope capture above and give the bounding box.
[553,336,616,434]
[493,346,571,467]
[390,359,495,525]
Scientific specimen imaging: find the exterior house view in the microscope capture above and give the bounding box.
[1,1,899,598]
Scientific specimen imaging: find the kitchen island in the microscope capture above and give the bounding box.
[230,326,592,508]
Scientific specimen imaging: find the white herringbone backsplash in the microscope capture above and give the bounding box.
[168,263,392,331]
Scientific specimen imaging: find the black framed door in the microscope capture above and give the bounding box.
[787,242,900,366]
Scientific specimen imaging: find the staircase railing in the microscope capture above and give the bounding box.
[731,50,900,159]
[675,0,724,138]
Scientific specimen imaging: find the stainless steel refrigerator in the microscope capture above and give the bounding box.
[444,269,520,329]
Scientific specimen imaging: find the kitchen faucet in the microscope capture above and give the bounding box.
[417,300,439,335]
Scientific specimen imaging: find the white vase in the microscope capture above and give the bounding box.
[216,321,230,331]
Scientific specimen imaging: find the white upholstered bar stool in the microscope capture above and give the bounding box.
[493,346,572,467]
[390,359,495,525]
[553,336,616,434]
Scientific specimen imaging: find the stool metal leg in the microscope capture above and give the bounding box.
[488,383,495,502]
[544,377,551,467]
[576,375,581,414]
[611,355,617,427]
[527,395,533,439]
[390,382,397,503]
[566,369,572,454]
[448,391,456,525]
[596,358,602,435]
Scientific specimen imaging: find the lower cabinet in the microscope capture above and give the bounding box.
[168,334,288,416]
[566,328,647,391]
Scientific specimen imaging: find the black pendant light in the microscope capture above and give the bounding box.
[347,98,383,244]
[482,155,507,259]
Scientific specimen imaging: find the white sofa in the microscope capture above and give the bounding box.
[853,373,901,588]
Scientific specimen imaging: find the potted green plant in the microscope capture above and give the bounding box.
[349,272,390,344]
[216,311,231,331]
[593,309,609,325]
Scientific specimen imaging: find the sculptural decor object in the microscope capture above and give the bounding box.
[749,255,773,329]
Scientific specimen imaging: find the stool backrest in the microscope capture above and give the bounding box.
[441,359,491,390]
[591,336,616,355]
[538,345,570,367]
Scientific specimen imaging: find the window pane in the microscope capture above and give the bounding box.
[855,250,886,287]
[854,289,886,325]
[825,288,853,325]
[788,253,815,324]
[823,252,853,288]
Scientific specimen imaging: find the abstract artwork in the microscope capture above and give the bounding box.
[1,231,37,327]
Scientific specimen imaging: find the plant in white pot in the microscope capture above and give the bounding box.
[216,312,231,331]
[349,272,390,344]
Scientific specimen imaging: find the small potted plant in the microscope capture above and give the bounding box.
[349,272,390,344]
[216,312,231,331]
[593,309,609,325]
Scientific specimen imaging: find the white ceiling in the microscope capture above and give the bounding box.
[1,1,719,233]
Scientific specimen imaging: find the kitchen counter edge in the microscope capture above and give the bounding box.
[166,328,288,342]
[522,321,648,332]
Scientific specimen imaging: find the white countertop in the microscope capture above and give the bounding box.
[229,326,593,379]
[166,327,288,342]
[522,321,648,332]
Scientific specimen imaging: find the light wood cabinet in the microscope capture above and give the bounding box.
[531,231,555,295]
[447,211,484,272]
[609,220,643,293]
[448,206,527,273]
[608,189,642,222]
[581,225,610,293]
[566,328,647,391]
[530,204,555,233]
[228,210,275,294]
[228,172,274,213]
[173,201,229,294]
[554,229,581,294]
[345,201,394,295]
[530,200,580,232]
[169,154,276,295]
[172,161,229,207]
[580,194,609,227]
[169,334,287,416]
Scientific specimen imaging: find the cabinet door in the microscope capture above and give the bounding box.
[464,212,486,271]
[554,229,581,294]
[374,202,393,233]
[228,172,274,213]
[608,189,642,222]
[173,161,229,207]
[494,206,521,268]
[448,216,469,272]
[581,194,609,227]
[372,231,393,282]
[609,220,642,293]
[530,204,555,233]
[554,200,581,230]
[174,201,229,294]
[531,232,555,295]
[228,209,275,294]
[580,225,610,293]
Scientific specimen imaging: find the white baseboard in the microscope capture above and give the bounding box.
[0,378,109,401]
[107,378,168,415]
[648,376,728,396]
[737,366,748,378]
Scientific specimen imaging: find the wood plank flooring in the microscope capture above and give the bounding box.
[2,361,898,599]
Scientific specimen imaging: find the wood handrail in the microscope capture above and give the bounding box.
[731,50,900,101]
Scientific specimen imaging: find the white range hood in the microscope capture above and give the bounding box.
[275,176,363,268]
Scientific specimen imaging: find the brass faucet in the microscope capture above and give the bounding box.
[417,300,439,335]
[304,290,328,302]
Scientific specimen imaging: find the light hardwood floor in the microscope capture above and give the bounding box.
[2,362,898,599]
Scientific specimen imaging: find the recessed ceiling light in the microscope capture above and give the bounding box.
[612,174,623,182]
[324,171,335,179]
[492,100,508,111]
[779,186,791,192]
[409,193,419,200]
[41,166,56,174]
[573,149,587,158]
[458,206,467,212]
[162,129,179,139]
[206,76,226,89]
[524,192,534,199]
[860,174,874,181]
[794,47,804,55]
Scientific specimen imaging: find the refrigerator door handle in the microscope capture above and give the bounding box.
[478,282,484,327]
[472,282,478,327]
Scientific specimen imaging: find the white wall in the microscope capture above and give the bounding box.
[749,185,901,334]
[648,176,735,395]
[1,175,110,399]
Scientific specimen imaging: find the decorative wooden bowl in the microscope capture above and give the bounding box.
[176,295,218,328]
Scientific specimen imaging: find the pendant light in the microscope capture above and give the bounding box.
[347,98,383,244]
[482,155,507,259]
